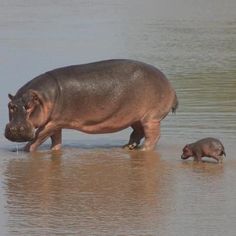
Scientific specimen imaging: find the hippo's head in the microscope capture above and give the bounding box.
[5,90,43,142]
[181,144,193,159]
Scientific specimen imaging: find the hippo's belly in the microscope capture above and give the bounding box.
[61,105,144,134]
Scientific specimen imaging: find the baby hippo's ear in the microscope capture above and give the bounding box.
[183,144,190,150]
[8,94,14,100]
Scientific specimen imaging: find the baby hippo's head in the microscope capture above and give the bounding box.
[181,144,193,160]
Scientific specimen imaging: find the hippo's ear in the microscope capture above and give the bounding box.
[28,90,41,104]
[23,90,43,112]
[184,144,190,150]
[8,94,14,100]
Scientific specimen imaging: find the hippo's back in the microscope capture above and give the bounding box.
[47,60,174,117]
[194,137,225,156]
[49,59,167,87]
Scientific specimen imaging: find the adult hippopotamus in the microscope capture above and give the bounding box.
[5,59,178,152]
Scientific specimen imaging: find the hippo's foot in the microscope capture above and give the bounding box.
[51,144,62,151]
[24,142,36,152]
[193,157,202,162]
[140,146,153,151]
[123,142,139,150]
[216,156,223,164]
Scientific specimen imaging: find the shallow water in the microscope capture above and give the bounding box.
[0,0,236,235]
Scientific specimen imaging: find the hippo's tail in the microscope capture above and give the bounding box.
[172,93,179,113]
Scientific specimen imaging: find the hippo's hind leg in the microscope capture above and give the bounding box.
[51,129,62,151]
[210,154,223,164]
[123,122,144,150]
[141,117,160,151]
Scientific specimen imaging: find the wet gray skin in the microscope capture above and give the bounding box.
[5,60,178,152]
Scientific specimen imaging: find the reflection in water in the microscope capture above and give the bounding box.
[4,148,231,235]
[5,150,173,235]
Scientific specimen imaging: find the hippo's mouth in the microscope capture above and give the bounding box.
[181,154,188,159]
[5,132,35,142]
[5,125,35,143]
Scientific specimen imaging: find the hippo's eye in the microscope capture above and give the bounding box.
[9,104,17,112]
[23,104,31,111]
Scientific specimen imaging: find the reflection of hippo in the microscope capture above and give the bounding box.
[5,59,178,152]
[181,138,226,163]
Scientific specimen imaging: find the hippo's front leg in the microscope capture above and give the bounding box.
[193,151,202,162]
[24,122,58,152]
[50,129,62,151]
[193,156,201,162]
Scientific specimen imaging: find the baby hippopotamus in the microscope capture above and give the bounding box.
[181,137,226,163]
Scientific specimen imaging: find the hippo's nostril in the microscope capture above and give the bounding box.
[10,127,17,132]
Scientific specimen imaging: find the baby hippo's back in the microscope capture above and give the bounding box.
[195,138,225,157]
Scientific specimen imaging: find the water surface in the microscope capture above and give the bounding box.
[0,0,236,235]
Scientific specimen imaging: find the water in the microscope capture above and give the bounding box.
[0,0,236,235]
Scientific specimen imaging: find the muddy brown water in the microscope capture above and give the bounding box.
[0,1,236,235]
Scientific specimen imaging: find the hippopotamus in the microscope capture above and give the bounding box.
[181,137,226,163]
[5,59,178,152]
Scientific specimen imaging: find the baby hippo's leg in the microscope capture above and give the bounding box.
[193,151,202,162]
[211,155,223,164]
[193,156,202,162]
